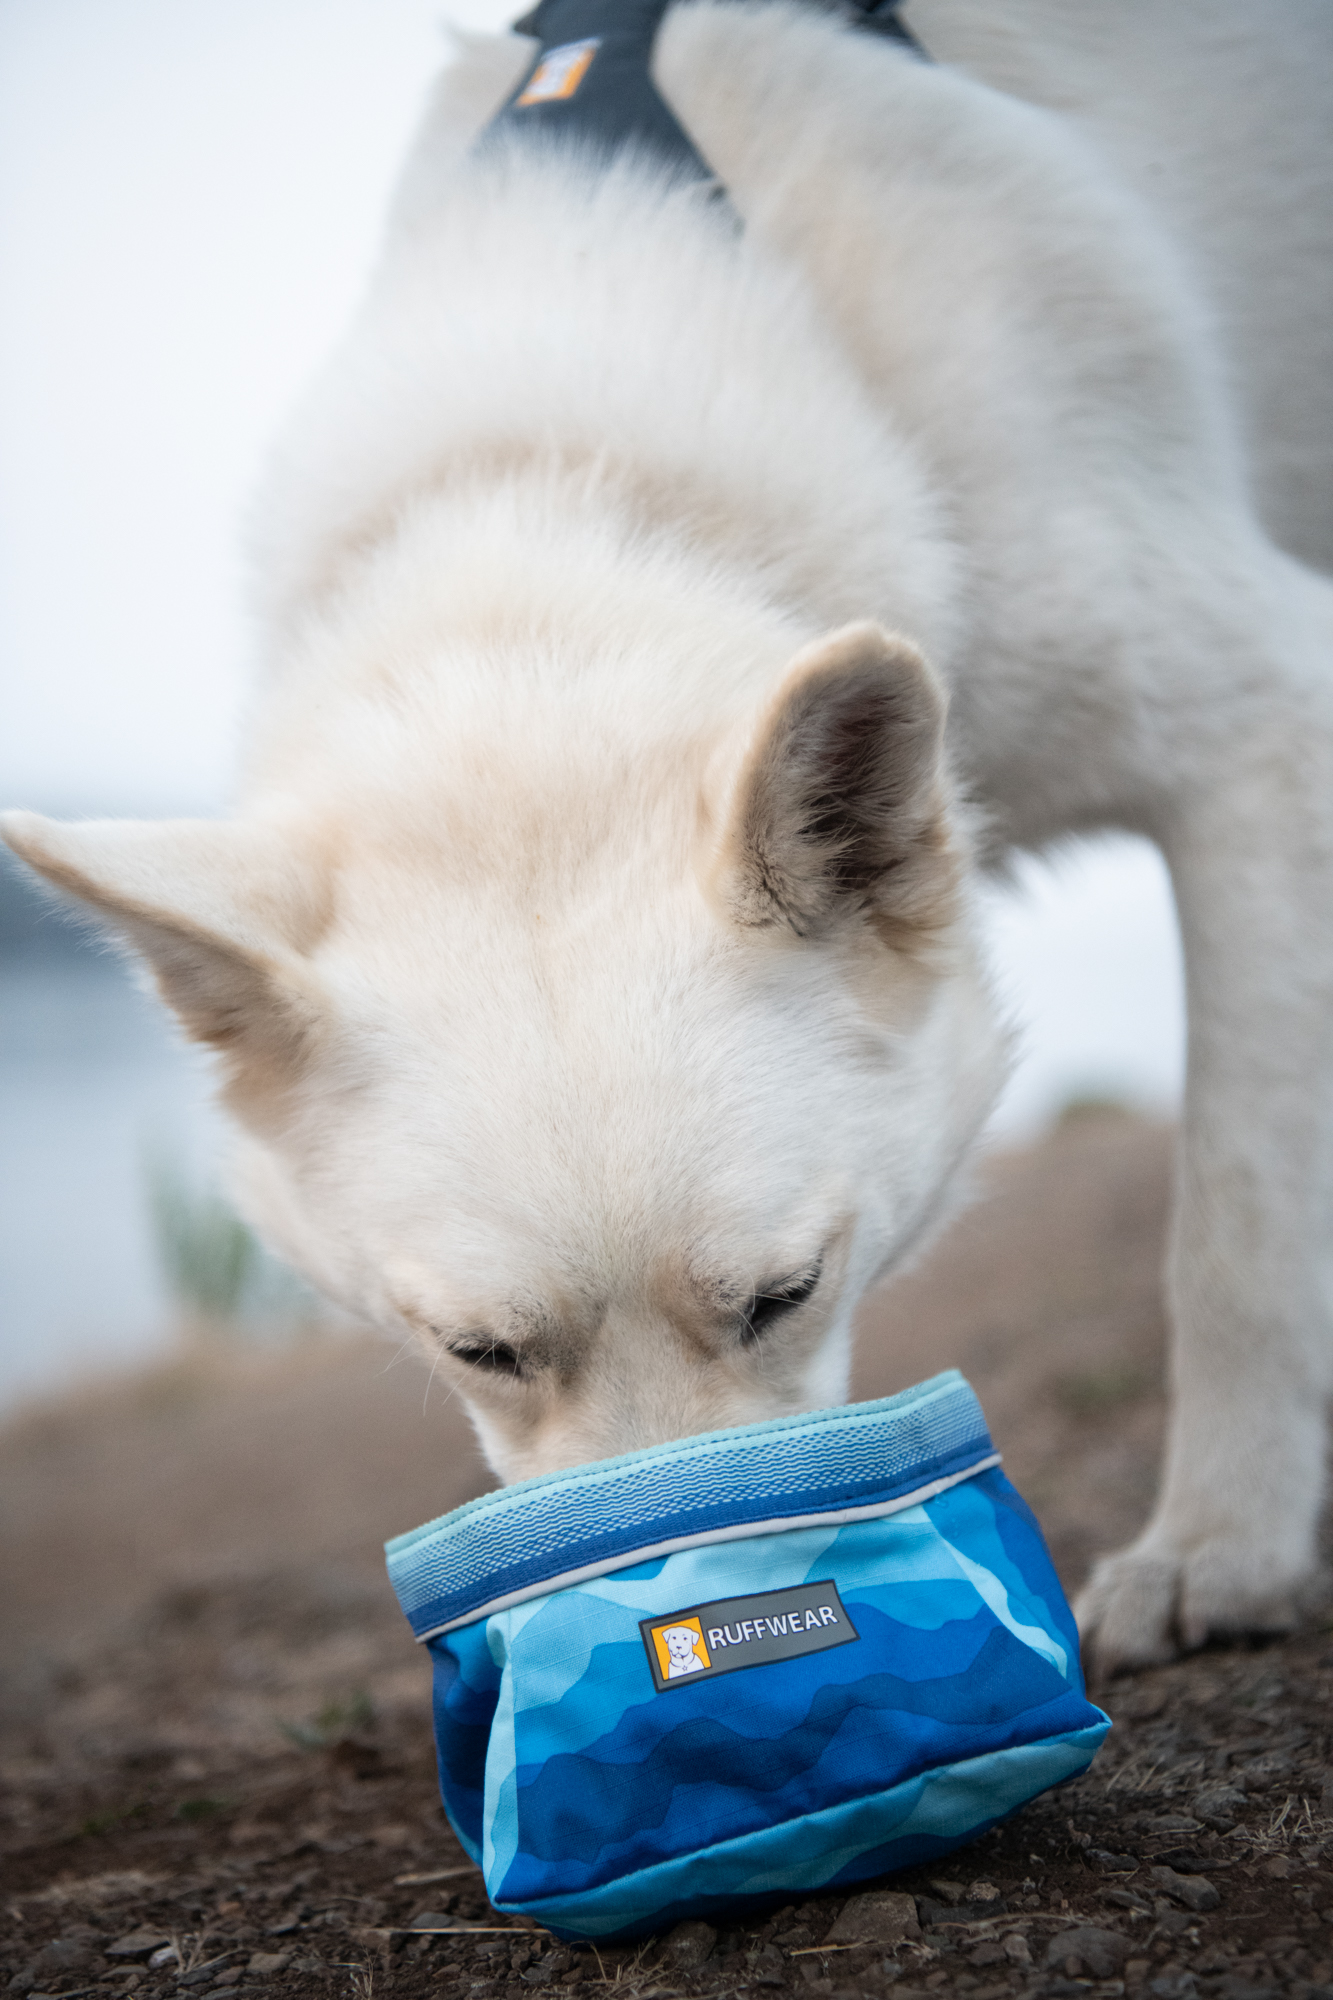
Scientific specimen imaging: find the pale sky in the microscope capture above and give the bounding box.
[0,0,470,812]
[0,0,1187,1135]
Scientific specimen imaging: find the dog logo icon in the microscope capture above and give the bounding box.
[516,39,601,107]
[650,1617,711,1680]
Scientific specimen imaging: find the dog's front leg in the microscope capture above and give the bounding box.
[1076,568,1333,1674]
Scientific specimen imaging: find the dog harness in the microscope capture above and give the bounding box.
[483,0,925,192]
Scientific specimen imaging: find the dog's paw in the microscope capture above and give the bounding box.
[1074,1545,1181,1678]
[1074,1534,1321,1681]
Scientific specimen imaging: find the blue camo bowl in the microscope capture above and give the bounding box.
[385,1370,1108,1940]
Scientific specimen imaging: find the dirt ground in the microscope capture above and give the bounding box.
[4,1111,1331,2000]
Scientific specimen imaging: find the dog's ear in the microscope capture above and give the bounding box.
[708,622,960,951]
[0,811,329,1072]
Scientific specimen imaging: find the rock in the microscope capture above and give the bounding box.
[179,1958,232,1988]
[1104,1891,1153,1918]
[406,1912,456,1931]
[1045,1927,1133,1979]
[1192,1784,1247,1829]
[1236,1753,1292,1793]
[915,1895,1007,1929]
[1155,1850,1216,1877]
[1148,1973,1198,1999]
[1002,1933,1032,1965]
[1148,1865,1221,1912]
[32,1941,98,1978]
[750,1944,786,1987]
[56,1927,106,1949]
[968,1942,1007,1967]
[663,1922,716,1969]
[147,1945,179,1970]
[970,1881,1001,1904]
[826,1892,922,1945]
[926,1879,966,1904]
[105,1932,171,1961]
[245,1952,291,1977]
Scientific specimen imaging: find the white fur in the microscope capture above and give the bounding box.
[5,0,1332,1674]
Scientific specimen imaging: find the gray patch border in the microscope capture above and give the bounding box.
[639,1578,859,1693]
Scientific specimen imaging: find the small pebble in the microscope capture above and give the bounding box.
[31,1943,98,1979]
[826,1891,922,1945]
[662,1921,716,1969]
[1192,1784,1247,1829]
[178,1958,232,1989]
[1045,1926,1133,1979]
[1148,1865,1221,1913]
[245,1951,290,1977]
[105,1936,170,1963]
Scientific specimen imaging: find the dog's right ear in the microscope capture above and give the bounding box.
[705,622,961,954]
[0,811,329,1078]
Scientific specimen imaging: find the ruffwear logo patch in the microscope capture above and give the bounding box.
[516,38,601,107]
[640,1581,858,1693]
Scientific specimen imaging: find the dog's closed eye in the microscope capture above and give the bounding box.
[447,1335,526,1379]
[741,1259,823,1342]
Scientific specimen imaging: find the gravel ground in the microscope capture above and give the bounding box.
[4,1114,1331,2000]
[5,1619,1333,2000]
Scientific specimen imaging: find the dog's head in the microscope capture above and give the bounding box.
[3,624,1004,1481]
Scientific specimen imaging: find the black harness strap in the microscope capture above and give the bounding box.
[486,0,718,184]
[482,0,926,189]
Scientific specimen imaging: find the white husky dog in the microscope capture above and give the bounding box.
[5,0,1332,1674]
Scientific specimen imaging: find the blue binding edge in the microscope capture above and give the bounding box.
[387,1370,994,1637]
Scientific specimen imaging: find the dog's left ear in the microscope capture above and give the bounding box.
[707,622,960,952]
[0,810,330,1081]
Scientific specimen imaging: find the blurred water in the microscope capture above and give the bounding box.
[0,943,222,1409]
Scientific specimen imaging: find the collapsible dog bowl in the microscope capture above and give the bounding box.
[386,1370,1107,1939]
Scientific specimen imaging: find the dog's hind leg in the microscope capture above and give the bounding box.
[1076,556,1333,1675]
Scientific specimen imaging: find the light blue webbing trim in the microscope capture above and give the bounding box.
[386,1372,993,1637]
